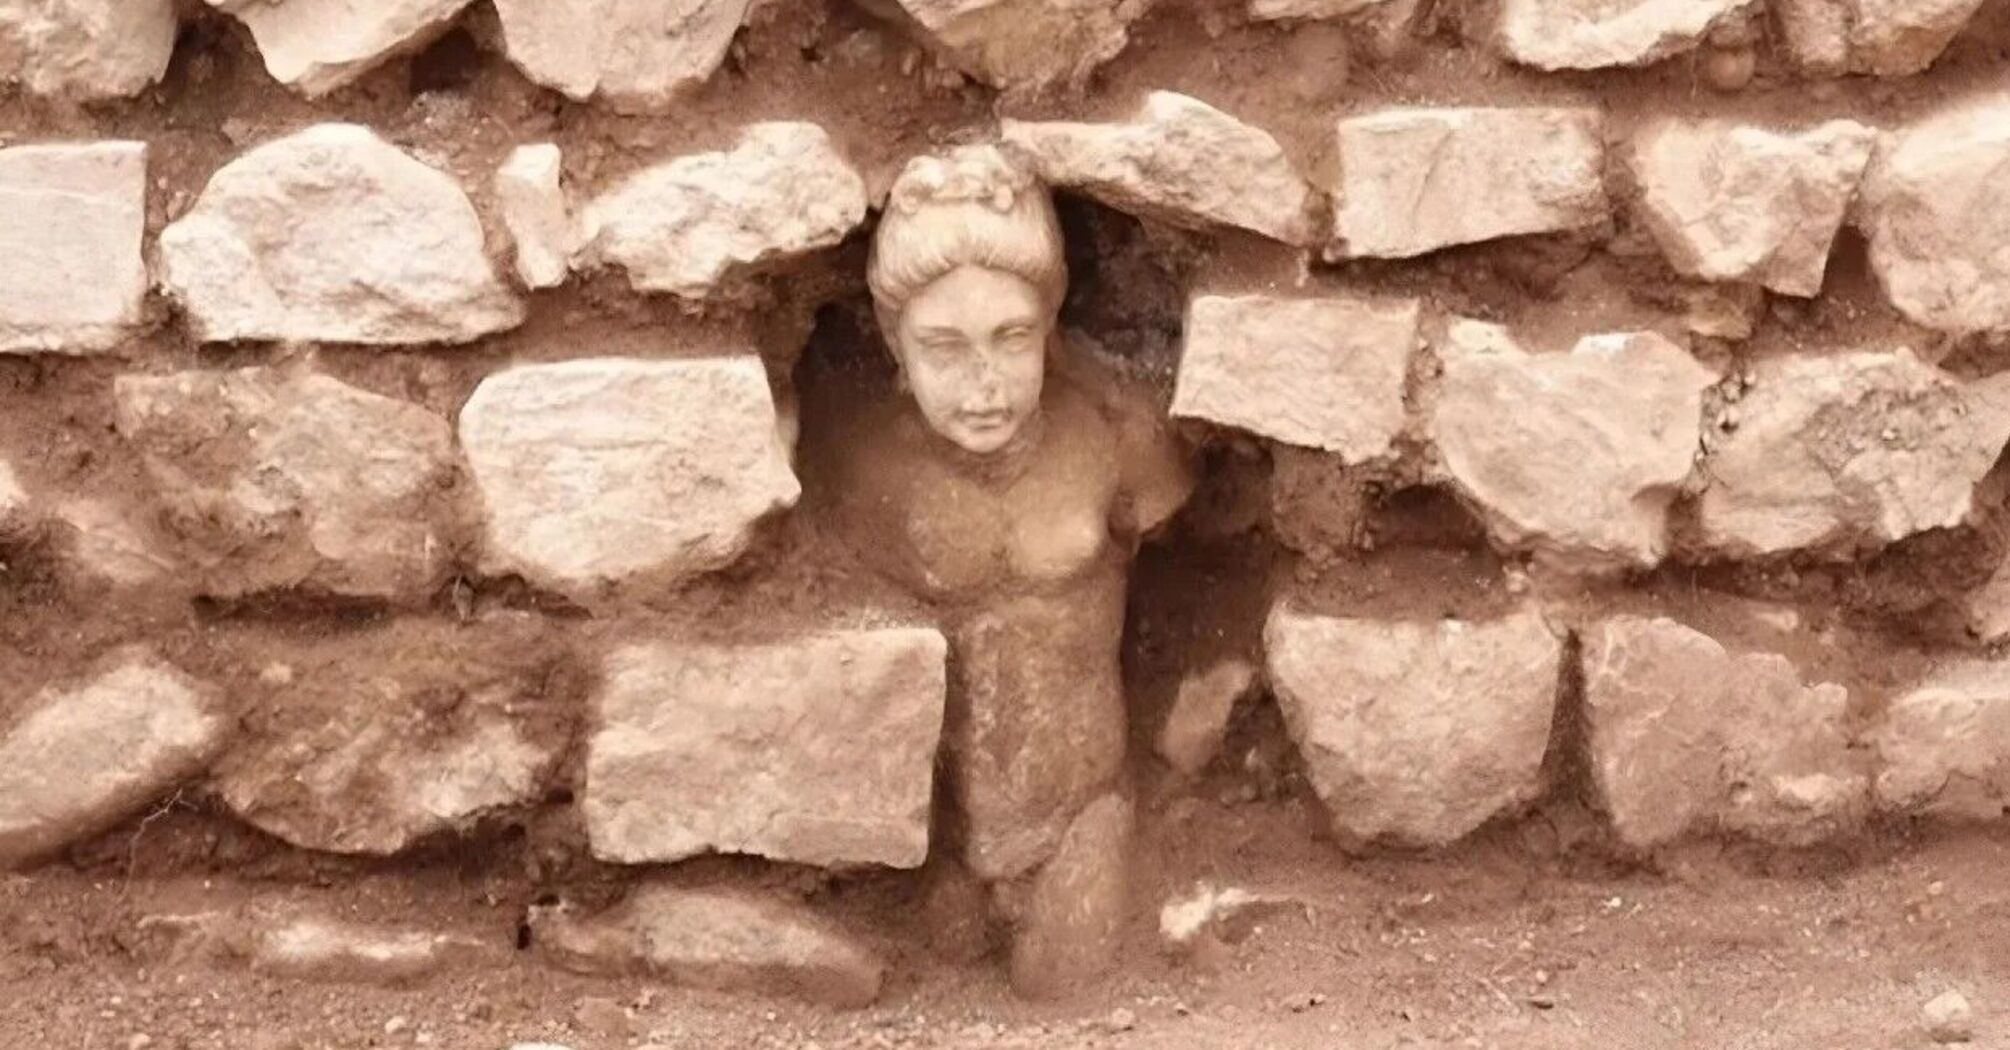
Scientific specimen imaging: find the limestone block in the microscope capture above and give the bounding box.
[114,367,461,603]
[578,123,867,299]
[1156,658,1258,777]
[1002,92,1320,246]
[0,0,178,100]
[458,356,800,598]
[159,124,524,346]
[210,619,567,855]
[492,0,751,112]
[0,654,226,867]
[1583,616,1863,848]
[495,144,577,290]
[1697,351,2010,557]
[1497,0,1755,69]
[1171,294,1417,459]
[0,141,148,354]
[871,0,1138,91]
[1263,605,1562,847]
[1775,0,1852,72]
[1431,324,1715,572]
[205,0,473,96]
[536,884,885,1007]
[1331,107,1608,259]
[585,629,948,868]
[1871,659,2010,821]
[1630,119,1877,297]
[1860,97,2010,335]
[1777,0,1986,75]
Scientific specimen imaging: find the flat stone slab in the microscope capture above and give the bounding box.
[0,141,148,354]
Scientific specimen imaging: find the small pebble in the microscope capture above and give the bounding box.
[1925,990,1974,1043]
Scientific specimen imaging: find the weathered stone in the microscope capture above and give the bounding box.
[1924,989,1976,1043]
[495,144,576,290]
[1872,659,2010,821]
[1263,605,1562,847]
[52,498,175,587]
[114,367,461,603]
[1002,92,1319,246]
[1156,658,1258,777]
[211,619,569,855]
[1860,97,2010,335]
[1697,351,2010,557]
[1330,107,1607,259]
[458,356,800,599]
[1583,616,1863,848]
[159,124,524,346]
[242,913,490,984]
[586,629,947,868]
[1432,324,1715,572]
[0,654,226,867]
[492,0,751,112]
[1250,0,1390,19]
[0,458,26,539]
[1158,884,1301,954]
[577,123,867,299]
[1963,556,2010,643]
[1631,119,1876,296]
[868,0,1138,90]
[1497,0,1754,69]
[1009,793,1130,998]
[1778,0,1986,75]
[536,884,885,1007]
[0,0,178,100]
[205,0,472,96]
[1171,294,1417,458]
[0,141,148,354]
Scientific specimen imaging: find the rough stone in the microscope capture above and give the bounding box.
[211,618,570,855]
[205,0,473,96]
[1171,294,1417,459]
[1002,92,1320,246]
[1431,324,1715,572]
[1249,0,1390,18]
[1330,106,1607,259]
[1582,615,1863,848]
[585,628,948,868]
[0,0,178,100]
[114,367,461,604]
[577,123,867,299]
[1777,0,1985,75]
[1497,0,1755,69]
[159,124,524,346]
[458,356,800,599]
[242,913,490,984]
[0,654,226,867]
[1924,989,1976,1043]
[536,884,885,1007]
[1263,605,1562,847]
[1156,658,1258,777]
[869,0,1138,91]
[1963,556,2010,643]
[0,141,148,354]
[1630,119,1877,296]
[492,0,751,112]
[1872,659,2010,821]
[1697,350,2010,557]
[0,458,27,540]
[51,498,175,587]
[495,144,576,290]
[1859,96,2010,335]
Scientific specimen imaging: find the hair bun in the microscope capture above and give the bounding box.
[887,144,1038,217]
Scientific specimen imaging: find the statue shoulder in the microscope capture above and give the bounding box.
[1050,333,1195,537]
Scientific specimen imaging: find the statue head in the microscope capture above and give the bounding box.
[868,145,1066,456]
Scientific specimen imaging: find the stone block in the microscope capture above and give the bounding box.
[1860,96,2010,335]
[1872,659,2010,821]
[0,0,178,100]
[0,141,148,354]
[1777,0,1986,75]
[1497,0,1755,69]
[871,0,1138,91]
[205,0,473,96]
[492,0,751,112]
[494,143,577,290]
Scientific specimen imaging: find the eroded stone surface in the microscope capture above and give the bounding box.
[0,141,148,354]
[0,0,178,100]
[1631,119,1876,296]
[1263,605,1562,847]
[492,0,751,112]
[160,124,524,346]
[1002,92,1320,246]
[458,356,800,599]
[1156,658,1258,777]
[1583,615,1863,848]
[52,498,175,587]
[1171,294,1417,458]
[495,143,576,290]
[578,123,867,299]
[586,629,948,868]
[1497,0,1754,69]
[874,0,1138,90]
[243,913,490,984]
[536,884,885,1007]
[114,367,461,603]
[1009,793,1131,998]
[1860,97,2010,335]
[1331,107,1607,259]
[1777,0,1986,75]
[1697,351,2010,557]
[1872,659,2010,821]
[0,654,226,867]
[206,0,472,96]
[1432,324,1715,572]
[1250,0,1390,18]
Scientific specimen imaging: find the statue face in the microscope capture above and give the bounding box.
[891,265,1051,455]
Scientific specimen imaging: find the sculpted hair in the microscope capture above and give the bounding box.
[868,145,1067,330]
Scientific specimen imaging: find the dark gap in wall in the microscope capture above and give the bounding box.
[409,28,483,95]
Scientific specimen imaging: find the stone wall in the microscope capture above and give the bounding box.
[7,0,2010,1000]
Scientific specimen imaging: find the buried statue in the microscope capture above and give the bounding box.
[817,145,1194,996]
